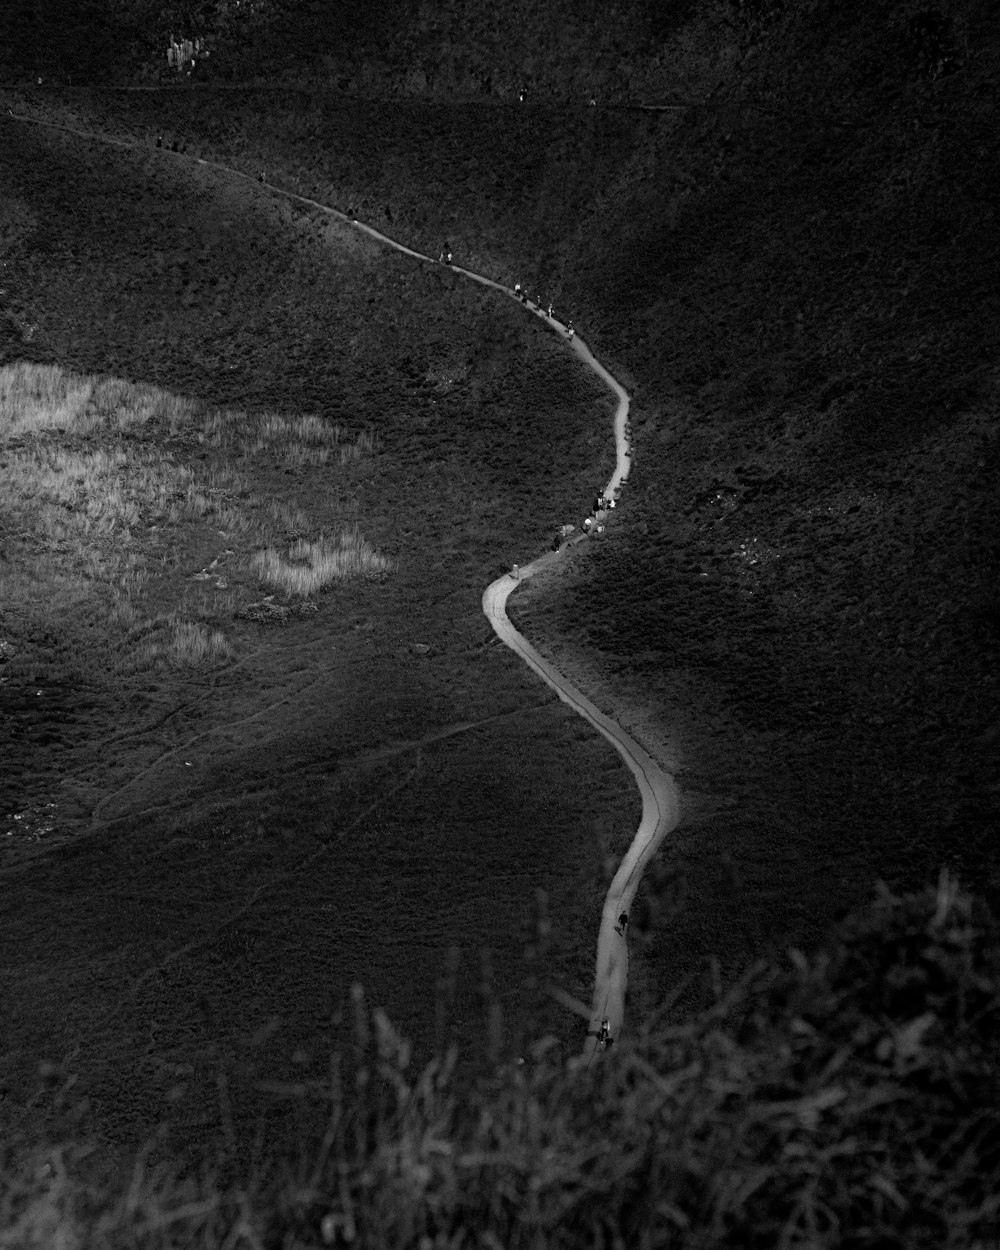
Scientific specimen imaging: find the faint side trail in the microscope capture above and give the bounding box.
[2,102,681,1055]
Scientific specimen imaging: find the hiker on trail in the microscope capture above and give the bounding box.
[258,172,265,183]
[440,242,452,264]
[514,283,522,300]
[598,1018,613,1048]
[567,320,574,339]
[618,911,628,931]
[155,135,163,148]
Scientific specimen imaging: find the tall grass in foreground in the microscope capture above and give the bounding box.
[4,874,997,1248]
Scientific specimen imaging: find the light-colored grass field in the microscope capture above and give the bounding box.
[0,361,390,679]
[0,360,198,437]
[250,528,394,595]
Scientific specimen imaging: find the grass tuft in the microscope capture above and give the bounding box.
[250,529,394,596]
[122,615,235,672]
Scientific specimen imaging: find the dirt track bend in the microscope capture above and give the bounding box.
[3,103,681,1057]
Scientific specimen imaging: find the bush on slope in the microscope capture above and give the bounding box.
[4,875,997,1248]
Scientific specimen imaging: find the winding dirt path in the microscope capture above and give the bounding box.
[3,101,681,1055]
[481,341,679,1059]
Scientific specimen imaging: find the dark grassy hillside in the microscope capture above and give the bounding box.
[511,0,1000,982]
[24,0,995,987]
[0,112,640,1161]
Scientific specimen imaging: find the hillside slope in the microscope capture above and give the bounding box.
[17,0,995,991]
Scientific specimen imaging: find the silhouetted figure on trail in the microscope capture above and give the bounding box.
[385,205,392,222]
[155,135,162,148]
[616,911,628,935]
[171,139,179,152]
[439,242,452,264]
[258,172,265,183]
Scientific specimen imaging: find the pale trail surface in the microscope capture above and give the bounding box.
[3,101,681,1057]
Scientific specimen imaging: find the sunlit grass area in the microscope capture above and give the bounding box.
[0,362,389,682]
[250,529,394,595]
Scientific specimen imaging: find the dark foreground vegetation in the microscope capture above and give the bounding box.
[1,0,999,1243]
[3,877,998,1248]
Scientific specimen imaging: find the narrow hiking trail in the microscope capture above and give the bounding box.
[3,101,681,1056]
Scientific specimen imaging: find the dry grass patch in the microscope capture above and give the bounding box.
[123,614,235,671]
[250,529,393,596]
[0,360,198,437]
[201,408,378,468]
[0,361,385,685]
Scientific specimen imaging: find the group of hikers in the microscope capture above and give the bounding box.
[511,282,574,337]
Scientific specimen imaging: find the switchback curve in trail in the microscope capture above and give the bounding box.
[3,103,681,1058]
